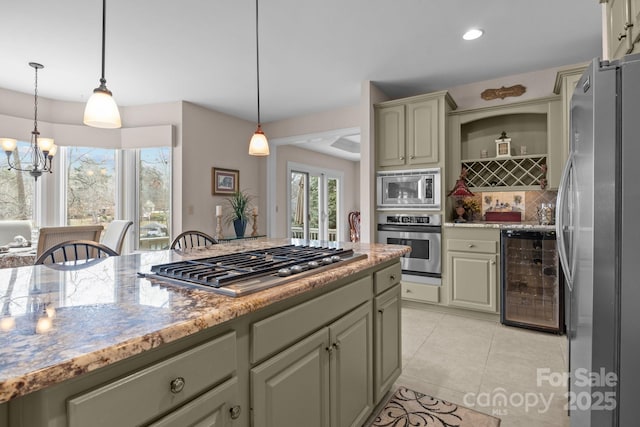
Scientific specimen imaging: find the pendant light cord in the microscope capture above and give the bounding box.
[255,0,261,126]
[100,0,107,84]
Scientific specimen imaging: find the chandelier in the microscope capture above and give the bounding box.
[0,62,56,181]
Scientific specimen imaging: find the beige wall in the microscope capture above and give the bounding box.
[181,102,265,238]
[274,144,359,239]
[447,62,588,111]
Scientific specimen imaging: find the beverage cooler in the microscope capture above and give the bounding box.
[500,230,564,334]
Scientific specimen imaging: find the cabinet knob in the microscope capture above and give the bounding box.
[405,289,412,293]
[400,156,405,160]
[491,260,496,265]
[170,377,186,394]
[410,155,415,159]
[378,308,385,314]
[624,22,634,30]
[618,33,627,41]
[325,346,333,355]
[389,274,396,281]
[332,342,341,350]
[230,405,241,420]
[468,244,475,248]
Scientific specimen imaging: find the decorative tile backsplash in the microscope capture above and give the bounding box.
[459,190,558,222]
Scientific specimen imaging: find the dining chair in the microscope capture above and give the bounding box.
[36,225,104,258]
[34,240,118,265]
[170,230,218,250]
[100,220,133,254]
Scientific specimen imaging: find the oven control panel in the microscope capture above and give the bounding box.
[379,214,441,225]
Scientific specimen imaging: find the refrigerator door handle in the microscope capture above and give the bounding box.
[556,152,574,291]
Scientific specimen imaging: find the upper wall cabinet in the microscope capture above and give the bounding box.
[606,0,640,59]
[375,91,457,169]
[447,96,562,191]
[553,64,588,173]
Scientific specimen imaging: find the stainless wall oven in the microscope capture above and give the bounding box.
[377,214,441,285]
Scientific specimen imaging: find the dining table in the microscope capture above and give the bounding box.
[0,246,37,269]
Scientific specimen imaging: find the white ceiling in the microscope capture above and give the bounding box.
[1,0,602,158]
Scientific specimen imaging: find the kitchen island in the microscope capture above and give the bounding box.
[0,238,409,427]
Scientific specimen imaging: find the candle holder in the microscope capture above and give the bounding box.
[216,214,223,240]
[251,213,258,237]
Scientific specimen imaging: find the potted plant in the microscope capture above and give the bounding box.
[226,190,253,238]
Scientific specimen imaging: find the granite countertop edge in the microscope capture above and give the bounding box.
[0,240,409,403]
[444,221,556,231]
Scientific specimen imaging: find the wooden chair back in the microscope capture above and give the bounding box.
[36,225,104,258]
[34,240,118,265]
[170,230,217,250]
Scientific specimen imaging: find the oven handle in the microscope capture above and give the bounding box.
[377,224,442,233]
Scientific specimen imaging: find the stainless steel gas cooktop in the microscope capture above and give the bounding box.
[143,244,367,297]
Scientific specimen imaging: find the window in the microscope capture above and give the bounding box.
[138,147,171,250]
[0,141,35,220]
[66,147,116,228]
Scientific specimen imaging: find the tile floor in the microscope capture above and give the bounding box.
[396,306,570,427]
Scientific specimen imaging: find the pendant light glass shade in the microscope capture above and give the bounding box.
[249,125,269,156]
[84,0,121,129]
[83,89,121,128]
[1,138,17,153]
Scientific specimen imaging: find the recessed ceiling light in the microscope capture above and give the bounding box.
[463,28,484,41]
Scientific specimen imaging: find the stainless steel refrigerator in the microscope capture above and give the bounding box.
[557,54,640,427]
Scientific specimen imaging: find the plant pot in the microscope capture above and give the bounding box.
[233,219,247,238]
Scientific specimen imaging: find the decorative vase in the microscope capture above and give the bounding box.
[233,219,247,238]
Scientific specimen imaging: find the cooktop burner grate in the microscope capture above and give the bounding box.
[146,245,362,292]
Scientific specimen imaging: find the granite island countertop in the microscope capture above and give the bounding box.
[0,238,410,403]
[444,221,556,231]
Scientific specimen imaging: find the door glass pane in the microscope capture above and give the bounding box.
[0,142,34,221]
[66,147,115,227]
[309,175,319,240]
[139,147,171,250]
[327,177,338,242]
[290,171,305,239]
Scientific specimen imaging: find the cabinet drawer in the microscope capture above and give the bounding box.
[251,275,372,364]
[67,331,237,427]
[447,238,497,254]
[374,262,401,295]
[149,377,238,427]
[401,282,439,303]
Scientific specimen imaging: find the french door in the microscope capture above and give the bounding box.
[289,163,342,242]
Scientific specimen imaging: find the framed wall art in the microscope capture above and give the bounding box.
[212,167,239,195]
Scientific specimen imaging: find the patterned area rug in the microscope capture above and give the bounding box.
[369,386,501,427]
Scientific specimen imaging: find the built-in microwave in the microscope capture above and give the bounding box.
[376,168,441,210]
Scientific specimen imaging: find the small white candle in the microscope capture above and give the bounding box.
[253,207,258,215]
[216,205,222,216]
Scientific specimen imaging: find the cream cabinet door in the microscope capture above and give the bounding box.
[329,302,373,427]
[251,329,330,427]
[448,251,498,312]
[608,0,633,59]
[406,98,439,165]
[376,105,406,167]
[374,285,401,402]
[631,0,640,45]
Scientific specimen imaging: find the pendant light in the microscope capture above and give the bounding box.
[83,0,121,129]
[248,0,269,156]
[1,62,57,181]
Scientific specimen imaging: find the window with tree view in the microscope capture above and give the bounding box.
[139,147,171,250]
[0,141,35,220]
[66,147,115,228]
